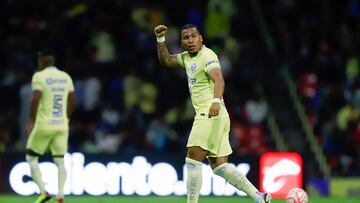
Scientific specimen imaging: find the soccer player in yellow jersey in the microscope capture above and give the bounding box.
[154,24,271,203]
[25,50,75,203]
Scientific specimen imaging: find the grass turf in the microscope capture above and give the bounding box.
[0,195,359,203]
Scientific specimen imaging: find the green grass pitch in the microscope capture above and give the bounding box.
[0,195,359,203]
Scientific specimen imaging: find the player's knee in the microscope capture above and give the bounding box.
[186,147,207,161]
[186,151,197,160]
[208,157,228,169]
[25,154,39,166]
[53,157,65,168]
[25,155,34,162]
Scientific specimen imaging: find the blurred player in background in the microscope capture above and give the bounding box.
[25,50,75,203]
[154,24,271,203]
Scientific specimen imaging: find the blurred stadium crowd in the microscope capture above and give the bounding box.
[261,0,360,176]
[0,0,359,177]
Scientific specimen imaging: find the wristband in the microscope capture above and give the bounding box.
[212,98,221,103]
[157,36,165,43]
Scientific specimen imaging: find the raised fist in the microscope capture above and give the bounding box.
[154,25,168,38]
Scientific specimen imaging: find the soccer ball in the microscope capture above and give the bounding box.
[286,187,308,203]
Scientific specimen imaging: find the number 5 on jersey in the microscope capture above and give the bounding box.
[53,95,63,117]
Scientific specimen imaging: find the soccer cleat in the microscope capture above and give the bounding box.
[34,192,51,203]
[256,193,272,203]
[56,198,64,203]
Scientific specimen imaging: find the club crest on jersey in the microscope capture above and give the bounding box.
[191,63,197,72]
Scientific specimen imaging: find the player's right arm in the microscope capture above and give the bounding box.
[154,25,180,68]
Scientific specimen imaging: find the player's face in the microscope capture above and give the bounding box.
[180,27,203,54]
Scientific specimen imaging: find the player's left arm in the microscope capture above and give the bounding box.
[208,68,225,118]
[26,90,41,136]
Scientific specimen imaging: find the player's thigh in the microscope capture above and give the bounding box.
[26,127,52,155]
[50,130,69,156]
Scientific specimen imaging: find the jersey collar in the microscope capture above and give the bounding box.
[189,45,205,58]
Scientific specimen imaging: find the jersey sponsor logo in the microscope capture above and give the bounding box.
[191,63,197,72]
[260,152,302,198]
[205,60,218,67]
[46,78,67,85]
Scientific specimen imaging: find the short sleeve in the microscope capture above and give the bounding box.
[176,52,187,68]
[31,73,42,91]
[203,51,221,74]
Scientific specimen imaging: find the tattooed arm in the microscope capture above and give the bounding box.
[154,25,180,68]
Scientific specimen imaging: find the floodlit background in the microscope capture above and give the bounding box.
[0,0,360,202]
